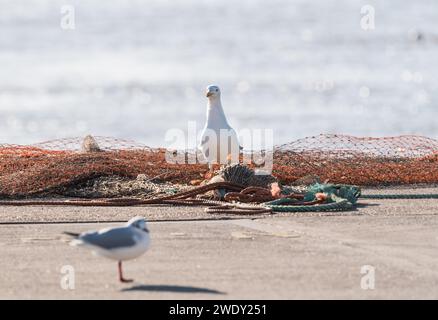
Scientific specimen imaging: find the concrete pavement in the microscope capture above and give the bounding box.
[0,186,438,299]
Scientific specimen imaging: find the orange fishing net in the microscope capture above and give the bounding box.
[0,134,437,198]
[273,134,438,186]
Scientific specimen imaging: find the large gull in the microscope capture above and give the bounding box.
[199,85,241,169]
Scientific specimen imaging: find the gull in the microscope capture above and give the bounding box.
[199,85,241,169]
[64,216,150,283]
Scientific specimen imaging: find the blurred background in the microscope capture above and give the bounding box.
[0,0,436,147]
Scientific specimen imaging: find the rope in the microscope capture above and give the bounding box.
[0,181,272,215]
[224,186,275,203]
[360,194,438,199]
[1,180,437,215]
[205,205,273,215]
[265,187,438,213]
[0,182,242,206]
[265,195,353,212]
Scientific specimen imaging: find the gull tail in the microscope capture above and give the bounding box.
[63,231,84,246]
[63,231,80,238]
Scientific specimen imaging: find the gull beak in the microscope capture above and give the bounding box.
[206,91,213,97]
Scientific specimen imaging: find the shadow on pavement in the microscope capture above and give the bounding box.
[122,284,225,295]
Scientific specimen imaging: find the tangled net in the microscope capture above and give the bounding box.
[0,134,437,199]
[273,134,438,186]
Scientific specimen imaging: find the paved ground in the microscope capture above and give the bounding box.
[0,187,438,299]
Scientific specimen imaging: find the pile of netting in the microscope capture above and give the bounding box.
[0,134,437,199]
[273,134,438,186]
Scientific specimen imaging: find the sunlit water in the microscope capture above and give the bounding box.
[0,0,437,148]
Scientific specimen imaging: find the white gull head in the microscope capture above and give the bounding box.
[206,84,221,100]
[126,216,149,233]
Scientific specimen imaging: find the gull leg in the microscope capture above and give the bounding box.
[205,163,214,180]
[211,162,218,174]
[118,261,133,283]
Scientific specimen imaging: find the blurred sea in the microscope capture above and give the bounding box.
[0,0,437,148]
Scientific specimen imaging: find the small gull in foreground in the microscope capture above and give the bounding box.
[64,216,150,283]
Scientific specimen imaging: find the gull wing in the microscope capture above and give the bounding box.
[79,227,137,250]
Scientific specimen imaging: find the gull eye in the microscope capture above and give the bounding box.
[215,89,218,92]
